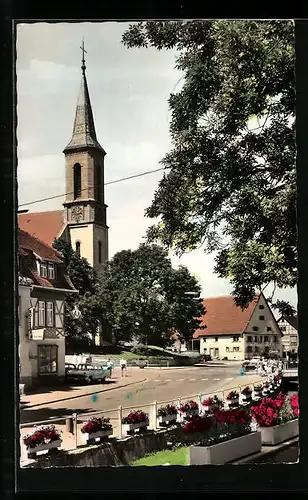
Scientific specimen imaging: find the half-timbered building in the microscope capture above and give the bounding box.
[18,229,77,389]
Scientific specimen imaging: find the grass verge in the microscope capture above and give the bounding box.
[130,446,189,466]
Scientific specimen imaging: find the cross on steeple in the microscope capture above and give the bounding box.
[80,38,87,74]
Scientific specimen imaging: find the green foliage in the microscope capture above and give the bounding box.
[94,243,205,347]
[130,446,189,466]
[53,237,96,295]
[122,21,296,313]
[53,237,99,343]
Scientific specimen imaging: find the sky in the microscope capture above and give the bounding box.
[16,22,297,310]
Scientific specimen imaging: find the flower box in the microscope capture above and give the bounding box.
[252,390,262,400]
[226,398,239,408]
[157,414,177,425]
[241,394,252,402]
[189,432,262,465]
[201,396,223,413]
[178,408,199,421]
[122,419,149,434]
[260,419,299,446]
[25,439,62,458]
[202,404,218,412]
[82,428,113,445]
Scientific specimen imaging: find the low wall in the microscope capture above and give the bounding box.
[23,425,200,468]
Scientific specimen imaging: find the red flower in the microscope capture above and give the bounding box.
[122,410,148,425]
[290,393,299,418]
[23,425,61,448]
[183,416,213,433]
[180,400,198,413]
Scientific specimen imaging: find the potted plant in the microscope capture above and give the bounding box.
[183,414,213,433]
[250,392,299,445]
[179,400,199,421]
[189,407,261,465]
[241,386,252,403]
[252,384,263,400]
[201,395,223,412]
[157,404,177,425]
[262,382,271,397]
[80,416,113,445]
[23,424,62,459]
[289,393,299,418]
[273,374,282,389]
[226,390,239,407]
[122,410,149,434]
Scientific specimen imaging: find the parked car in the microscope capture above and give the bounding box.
[242,357,260,371]
[65,363,111,384]
[201,354,212,362]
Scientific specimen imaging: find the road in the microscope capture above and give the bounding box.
[21,362,259,424]
[20,362,266,465]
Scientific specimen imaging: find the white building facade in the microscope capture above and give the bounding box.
[194,293,282,361]
[277,316,298,357]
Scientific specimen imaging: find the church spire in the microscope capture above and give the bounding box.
[63,40,105,154]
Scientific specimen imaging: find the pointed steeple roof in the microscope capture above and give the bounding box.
[63,41,105,154]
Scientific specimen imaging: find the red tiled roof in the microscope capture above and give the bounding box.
[18,229,76,291]
[18,229,63,262]
[19,247,28,256]
[18,210,65,247]
[193,295,259,338]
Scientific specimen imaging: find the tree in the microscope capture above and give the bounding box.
[52,237,98,344]
[122,21,296,315]
[93,243,205,347]
[53,238,96,295]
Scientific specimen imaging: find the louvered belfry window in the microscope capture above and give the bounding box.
[73,163,82,199]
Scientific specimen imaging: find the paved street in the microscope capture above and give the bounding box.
[20,362,265,466]
[21,362,255,423]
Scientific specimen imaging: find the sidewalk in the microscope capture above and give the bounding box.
[21,367,147,408]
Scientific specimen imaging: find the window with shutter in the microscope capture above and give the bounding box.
[38,301,45,326]
[46,302,54,327]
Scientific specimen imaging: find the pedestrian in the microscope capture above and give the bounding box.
[120,358,127,377]
[107,358,114,377]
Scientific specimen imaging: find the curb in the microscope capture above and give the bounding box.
[232,437,299,465]
[144,366,199,370]
[22,377,148,409]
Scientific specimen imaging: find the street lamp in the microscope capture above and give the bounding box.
[71,305,82,319]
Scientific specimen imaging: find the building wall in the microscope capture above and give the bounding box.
[20,287,66,389]
[199,335,244,360]
[278,318,298,354]
[197,295,282,361]
[19,284,32,385]
[69,224,94,266]
[244,294,282,359]
[93,223,108,269]
[27,337,65,380]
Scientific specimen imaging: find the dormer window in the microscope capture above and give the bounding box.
[48,262,55,279]
[40,262,47,278]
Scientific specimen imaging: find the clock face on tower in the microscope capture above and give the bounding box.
[71,206,84,222]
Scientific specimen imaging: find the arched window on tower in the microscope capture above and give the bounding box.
[95,165,102,202]
[73,163,82,199]
[76,241,81,257]
[98,241,102,264]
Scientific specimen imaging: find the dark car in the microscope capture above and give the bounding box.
[201,354,212,362]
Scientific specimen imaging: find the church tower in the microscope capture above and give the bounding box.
[63,41,108,271]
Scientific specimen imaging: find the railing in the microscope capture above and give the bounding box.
[20,378,269,454]
[66,356,175,368]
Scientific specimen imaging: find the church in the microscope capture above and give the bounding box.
[19,45,109,273]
